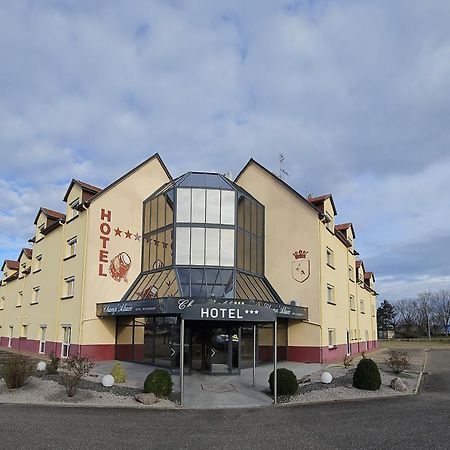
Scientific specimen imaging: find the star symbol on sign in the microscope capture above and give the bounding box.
[114,228,122,236]
[254,310,259,315]
[245,310,249,314]
[125,230,132,239]
[134,233,141,241]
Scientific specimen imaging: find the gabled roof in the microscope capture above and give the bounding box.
[235,158,322,217]
[63,179,102,202]
[86,153,172,205]
[1,260,19,271]
[356,260,365,272]
[307,194,337,215]
[335,222,356,238]
[34,207,66,225]
[364,271,375,282]
[18,248,32,260]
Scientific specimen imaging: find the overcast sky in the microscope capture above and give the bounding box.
[1,0,449,302]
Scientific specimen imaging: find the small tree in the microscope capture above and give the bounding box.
[110,362,126,383]
[268,368,298,396]
[60,354,94,397]
[1,353,34,389]
[144,369,173,398]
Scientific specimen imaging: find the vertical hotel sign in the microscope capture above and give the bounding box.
[98,208,112,277]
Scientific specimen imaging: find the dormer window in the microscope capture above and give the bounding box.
[38,223,45,237]
[70,198,80,220]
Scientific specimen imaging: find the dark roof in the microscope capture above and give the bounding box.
[364,272,375,281]
[335,229,351,248]
[34,207,66,225]
[235,159,322,217]
[86,153,172,205]
[63,179,102,202]
[335,222,356,239]
[2,260,19,271]
[19,248,33,260]
[307,194,337,215]
[4,272,19,282]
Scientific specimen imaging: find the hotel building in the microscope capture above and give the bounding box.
[0,154,377,374]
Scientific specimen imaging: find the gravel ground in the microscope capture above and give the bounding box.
[0,376,177,408]
[287,364,418,404]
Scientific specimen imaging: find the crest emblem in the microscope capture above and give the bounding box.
[292,250,310,283]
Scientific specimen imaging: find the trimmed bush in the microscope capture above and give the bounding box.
[353,357,381,391]
[143,369,173,397]
[268,368,298,396]
[1,353,34,389]
[110,362,127,383]
[46,351,60,375]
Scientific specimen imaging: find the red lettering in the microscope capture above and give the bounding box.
[99,235,109,249]
[98,263,107,277]
[100,209,111,222]
[100,222,111,235]
[99,249,109,263]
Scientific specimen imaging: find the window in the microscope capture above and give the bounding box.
[70,198,79,219]
[326,247,334,268]
[349,295,356,310]
[348,265,354,281]
[38,223,45,237]
[31,286,40,304]
[0,296,4,310]
[67,237,77,258]
[360,299,365,314]
[365,330,369,350]
[371,304,376,317]
[21,325,28,338]
[327,284,335,304]
[16,291,23,307]
[39,326,46,354]
[61,326,71,358]
[8,326,13,347]
[64,277,75,298]
[328,328,336,348]
[34,254,42,272]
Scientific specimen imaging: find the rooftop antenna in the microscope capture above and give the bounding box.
[279,153,289,180]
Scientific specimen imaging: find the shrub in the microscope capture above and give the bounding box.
[385,350,410,374]
[143,369,173,397]
[46,351,60,375]
[1,353,34,389]
[268,368,298,396]
[353,357,381,391]
[343,354,355,368]
[110,362,126,383]
[60,354,95,397]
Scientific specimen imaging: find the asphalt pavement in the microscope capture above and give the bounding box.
[1,349,449,450]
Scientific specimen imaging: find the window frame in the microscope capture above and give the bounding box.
[66,236,77,259]
[61,326,71,358]
[327,284,335,305]
[69,198,80,220]
[39,326,47,354]
[328,328,336,349]
[31,286,40,305]
[326,247,335,269]
[63,276,75,299]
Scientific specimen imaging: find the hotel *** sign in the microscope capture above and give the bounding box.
[97,297,306,322]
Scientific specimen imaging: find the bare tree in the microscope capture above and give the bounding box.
[417,291,434,339]
[395,298,420,337]
[434,289,450,336]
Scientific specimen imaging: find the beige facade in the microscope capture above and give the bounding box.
[0,154,377,363]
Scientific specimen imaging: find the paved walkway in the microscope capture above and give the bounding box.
[94,360,323,408]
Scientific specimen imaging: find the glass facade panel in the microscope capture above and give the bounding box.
[177,188,191,222]
[220,229,235,266]
[205,228,220,265]
[191,189,206,223]
[221,191,235,225]
[176,227,190,265]
[144,201,150,234]
[191,227,205,265]
[150,197,158,232]
[157,194,166,228]
[206,189,221,223]
[164,229,173,267]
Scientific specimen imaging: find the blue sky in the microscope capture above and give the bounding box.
[1,0,450,301]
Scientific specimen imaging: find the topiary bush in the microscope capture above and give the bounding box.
[1,353,34,389]
[268,368,298,396]
[353,357,381,391]
[143,369,173,397]
[110,362,127,383]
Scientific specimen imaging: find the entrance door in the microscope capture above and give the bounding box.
[189,325,240,374]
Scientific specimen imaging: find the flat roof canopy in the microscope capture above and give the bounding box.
[96,297,307,322]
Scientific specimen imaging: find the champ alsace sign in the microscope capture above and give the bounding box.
[97,297,307,321]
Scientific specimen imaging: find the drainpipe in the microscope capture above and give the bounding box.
[78,204,90,356]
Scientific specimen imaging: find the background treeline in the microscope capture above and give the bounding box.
[377,290,450,338]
